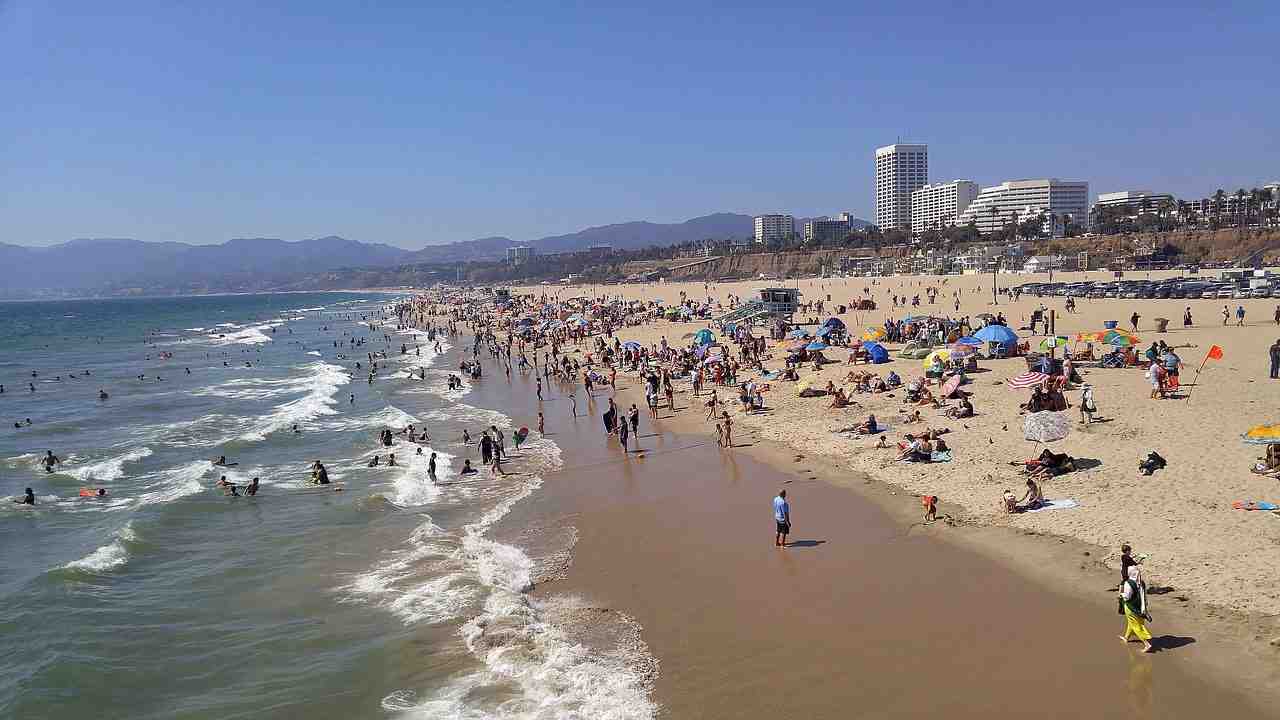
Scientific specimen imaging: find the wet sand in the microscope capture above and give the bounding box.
[480,375,1269,718]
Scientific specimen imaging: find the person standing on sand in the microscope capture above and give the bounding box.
[1119,565,1155,653]
[773,490,791,547]
[720,411,733,448]
[1270,341,1280,380]
[1222,305,1230,326]
[1130,312,1140,332]
[1183,307,1193,327]
[1236,305,1246,326]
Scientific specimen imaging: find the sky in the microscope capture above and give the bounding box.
[2,1,1277,249]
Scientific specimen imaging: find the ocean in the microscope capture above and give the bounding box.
[0,292,655,719]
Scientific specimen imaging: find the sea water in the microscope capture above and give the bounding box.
[0,293,655,719]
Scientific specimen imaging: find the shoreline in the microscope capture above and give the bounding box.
[594,374,1280,712]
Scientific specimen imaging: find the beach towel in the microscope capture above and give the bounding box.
[929,450,953,463]
[1024,498,1079,512]
[1232,501,1280,511]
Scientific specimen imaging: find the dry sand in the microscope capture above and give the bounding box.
[513,271,1280,641]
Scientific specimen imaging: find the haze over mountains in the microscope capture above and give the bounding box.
[0,212,869,296]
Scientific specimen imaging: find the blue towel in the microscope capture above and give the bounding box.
[930,450,953,463]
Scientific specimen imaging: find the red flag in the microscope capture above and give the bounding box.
[1206,345,1224,360]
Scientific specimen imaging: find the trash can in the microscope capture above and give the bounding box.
[1154,318,1170,333]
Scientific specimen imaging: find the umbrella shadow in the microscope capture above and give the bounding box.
[784,539,827,548]
[1150,635,1196,652]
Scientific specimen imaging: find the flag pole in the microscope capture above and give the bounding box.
[1184,351,1214,403]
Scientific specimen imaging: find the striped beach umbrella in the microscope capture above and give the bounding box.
[1242,423,1280,445]
[1007,371,1050,389]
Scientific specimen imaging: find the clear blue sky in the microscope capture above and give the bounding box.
[2,1,1276,248]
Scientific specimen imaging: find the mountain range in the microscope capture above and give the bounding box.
[0,212,869,296]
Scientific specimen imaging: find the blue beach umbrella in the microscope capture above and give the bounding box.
[787,329,811,339]
[975,324,1018,347]
[863,341,889,363]
[622,341,642,351]
[693,329,715,346]
[805,341,829,351]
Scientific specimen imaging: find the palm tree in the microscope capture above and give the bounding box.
[1213,189,1226,226]
[1048,212,1058,238]
[1062,213,1072,238]
[1234,189,1247,228]
[1176,200,1189,227]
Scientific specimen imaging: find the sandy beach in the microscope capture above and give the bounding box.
[499,270,1280,695]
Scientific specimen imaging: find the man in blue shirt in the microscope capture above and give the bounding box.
[773,490,791,547]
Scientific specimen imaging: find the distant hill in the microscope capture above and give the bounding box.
[0,212,872,296]
[0,235,411,294]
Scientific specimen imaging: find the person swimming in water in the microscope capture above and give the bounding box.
[460,459,477,474]
[15,488,35,505]
[98,389,109,400]
[245,477,259,496]
[42,450,61,473]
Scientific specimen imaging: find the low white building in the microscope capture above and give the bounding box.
[956,179,1088,236]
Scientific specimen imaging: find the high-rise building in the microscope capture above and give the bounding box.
[506,246,534,266]
[956,179,1089,236]
[910,180,980,235]
[874,144,928,231]
[1093,191,1174,215]
[753,214,795,244]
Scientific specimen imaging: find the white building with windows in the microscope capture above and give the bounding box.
[753,214,795,244]
[910,180,979,235]
[956,179,1088,236]
[874,144,928,231]
[506,246,534,266]
[1093,190,1174,214]
[803,217,850,244]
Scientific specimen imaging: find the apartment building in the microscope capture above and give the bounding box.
[753,214,795,244]
[956,179,1089,236]
[910,180,980,235]
[874,144,928,231]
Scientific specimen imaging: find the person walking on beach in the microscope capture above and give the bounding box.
[1236,305,1246,326]
[720,411,733,449]
[1183,307,1193,327]
[773,490,791,547]
[617,414,630,453]
[568,393,577,417]
[1222,305,1230,325]
[536,377,543,401]
[1271,341,1280,380]
[628,404,640,437]
[1119,564,1154,653]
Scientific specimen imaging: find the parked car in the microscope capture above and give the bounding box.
[1250,286,1271,299]
[1217,286,1236,299]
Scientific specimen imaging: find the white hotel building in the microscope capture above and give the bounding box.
[956,179,1089,236]
[753,214,795,244]
[910,180,980,235]
[874,144,928,231]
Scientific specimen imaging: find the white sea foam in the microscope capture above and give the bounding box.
[388,446,451,507]
[205,322,283,346]
[233,362,349,441]
[306,350,321,356]
[63,522,138,573]
[136,460,213,505]
[63,447,153,483]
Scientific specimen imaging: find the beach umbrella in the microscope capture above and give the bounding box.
[1074,331,1106,343]
[805,341,829,351]
[703,356,723,366]
[1242,424,1280,445]
[622,340,642,351]
[788,328,811,339]
[693,329,715,346]
[941,374,963,398]
[1103,330,1140,347]
[955,336,983,347]
[823,317,846,331]
[814,325,834,337]
[946,343,977,359]
[1007,371,1050,389]
[862,327,887,341]
[922,349,951,368]
[975,324,1018,347]
[1024,411,1071,443]
[1038,336,1070,352]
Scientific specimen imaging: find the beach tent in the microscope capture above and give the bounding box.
[814,325,834,337]
[975,324,1018,348]
[863,341,889,364]
[955,336,983,347]
[693,329,715,346]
